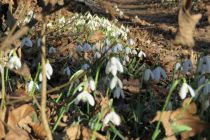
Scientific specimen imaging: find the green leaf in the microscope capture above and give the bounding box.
[171,122,192,134]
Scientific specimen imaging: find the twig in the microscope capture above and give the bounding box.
[40,22,53,140]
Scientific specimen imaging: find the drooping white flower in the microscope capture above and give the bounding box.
[113,87,125,99]
[124,47,131,55]
[48,47,56,54]
[112,43,123,53]
[179,83,195,99]
[47,22,53,28]
[103,111,121,129]
[131,49,138,55]
[105,57,123,76]
[138,50,146,58]
[36,37,42,47]
[152,66,167,82]
[63,66,71,76]
[21,37,33,48]
[94,52,101,60]
[8,55,22,70]
[81,63,90,70]
[197,56,210,74]
[83,43,92,52]
[125,55,130,62]
[39,61,53,81]
[110,76,123,90]
[181,59,193,74]
[75,91,95,106]
[128,38,135,46]
[92,43,101,51]
[27,81,39,92]
[119,10,124,18]
[0,65,3,73]
[58,16,65,24]
[175,62,181,71]
[88,77,95,91]
[143,69,154,82]
[202,81,210,96]
[76,44,83,53]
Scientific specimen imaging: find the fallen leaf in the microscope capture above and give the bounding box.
[151,98,208,140]
[89,31,105,43]
[173,0,202,48]
[66,124,107,140]
[122,77,140,94]
[30,122,47,139]
[12,63,31,81]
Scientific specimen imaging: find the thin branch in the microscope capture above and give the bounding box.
[40,22,53,140]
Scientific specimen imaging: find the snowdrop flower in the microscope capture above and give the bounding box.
[76,44,83,53]
[197,56,210,74]
[83,43,92,52]
[0,65,3,73]
[131,49,138,55]
[153,66,167,82]
[103,111,121,129]
[39,61,53,81]
[88,77,95,91]
[181,59,193,74]
[63,66,71,76]
[175,62,181,71]
[48,47,56,54]
[202,81,210,96]
[128,38,135,46]
[36,37,42,47]
[179,83,195,99]
[110,76,123,90]
[8,55,22,70]
[81,63,90,70]
[92,43,101,51]
[21,37,33,48]
[113,87,125,99]
[105,57,123,76]
[125,47,131,55]
[47,22,53,28]
[143,69,154,82]
[138,50,146,58]
[75,90,95,106]
[112,43,123,53]
[27,81,39,92]
[104,38,110,46]
[102,45,110,54]
[119,10,124,18]
[58,16,65,24]
[94,52,101,59]
[125,55,130,62]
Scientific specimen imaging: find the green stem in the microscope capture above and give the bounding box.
[152,80,180,140]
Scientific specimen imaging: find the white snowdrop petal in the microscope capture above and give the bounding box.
[111,65,118,76]
[175,63,181,71]
[103,113,112,126]
[187,85,195,97]
[48,47,56,54]
[110,112,121,126]
[125,47,131,54]
[160,67,167,79]
[110,76,118,90]
[88,77,95,91]
[153,67,161,82]
[117,78,123,88]
[144,69,153,81]
[86,93,95,106]
[179,83,188,99]
[39,73,42,82]
[21,37,33,47]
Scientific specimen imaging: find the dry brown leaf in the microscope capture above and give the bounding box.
[0,120,5,139]
[173,0,202,48]
[30,122,47,139]
[66,124,107,140]
[89,31,105,43]
[123,78,140,94]
[4,127,30,140]
[151,98,208,140]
